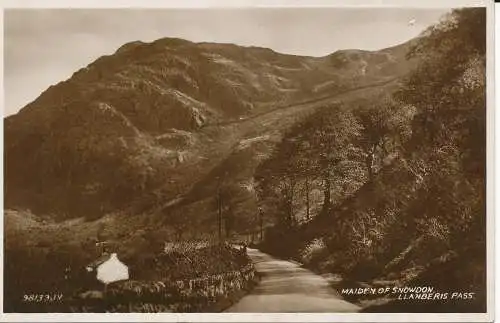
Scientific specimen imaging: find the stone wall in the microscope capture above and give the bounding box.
[71,262,256,312]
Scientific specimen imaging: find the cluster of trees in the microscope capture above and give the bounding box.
[254,93,412,231]
[397,8,486,248]
[256,8,486,303]
[255,106,354,228]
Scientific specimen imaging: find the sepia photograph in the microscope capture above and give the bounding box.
[2,0,493,320]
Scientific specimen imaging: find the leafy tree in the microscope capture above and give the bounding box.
[307,106,362,210]
[255,103,362,229]
[354,96,406,181]
[397,8,485,158]
[396,8,486,246]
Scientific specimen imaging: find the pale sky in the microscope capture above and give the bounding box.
[4,8,450,116]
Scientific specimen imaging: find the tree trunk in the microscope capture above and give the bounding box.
[323,175,331,209]
[288,177,296,227]
[217,187,222,244]
[305,177,311,220]
[367,154,374,181]
[259,209,264,241]
[287,194,293,228]
[224,209,233,239]
[176,229,183,241]
[366,144,376,181]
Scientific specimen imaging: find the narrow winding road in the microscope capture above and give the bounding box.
[225,248,360,313]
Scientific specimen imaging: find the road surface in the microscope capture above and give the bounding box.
[225,248,360,313]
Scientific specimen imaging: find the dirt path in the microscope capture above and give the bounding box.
[211,77,399,127]
[225,248,360,313]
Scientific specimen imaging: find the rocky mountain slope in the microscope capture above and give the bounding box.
[4,37,416,221]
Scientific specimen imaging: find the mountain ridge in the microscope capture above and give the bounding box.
[4,35,417,221]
